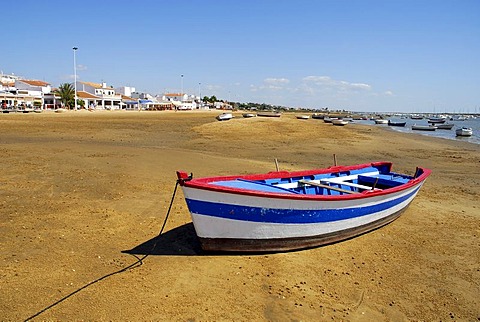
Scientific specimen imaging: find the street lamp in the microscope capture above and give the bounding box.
[180,74,184,95]
[73,47,78,110]
[198,82,201,108]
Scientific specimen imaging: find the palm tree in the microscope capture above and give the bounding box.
[55,83,75,109]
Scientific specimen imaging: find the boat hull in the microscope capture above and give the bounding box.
[177,163,429,252]
[436,123,454,130]
[216,113,233,121]
[388,121,406,127]
[197,206,407,252]
[428,118,446,124]
[332,119,348,126]
[296,115,310,120]
[412,125,437,131]
[456,128,473,137]
[257,112,281,117]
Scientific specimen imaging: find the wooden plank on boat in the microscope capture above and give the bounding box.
[320,179,381,191]
[298,180,358,194]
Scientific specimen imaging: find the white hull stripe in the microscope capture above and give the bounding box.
[185,185,420,224]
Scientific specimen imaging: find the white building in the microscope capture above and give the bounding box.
[1,74,18,108]
[76,81,122,109]
[0,78,51,108]
[15,79,51,94]
[1,73,19,90]
[162,93,186,102]
[161,93,209,110]
[115,86,135,97]
[214,101,233,110]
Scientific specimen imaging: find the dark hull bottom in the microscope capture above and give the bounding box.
[198,207,408,252]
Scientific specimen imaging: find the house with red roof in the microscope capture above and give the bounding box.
[5,79,52,108]
[75,81,122,109]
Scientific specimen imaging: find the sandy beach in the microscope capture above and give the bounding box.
[1,110,479,321]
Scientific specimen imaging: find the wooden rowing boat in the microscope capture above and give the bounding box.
[176,161,430,252]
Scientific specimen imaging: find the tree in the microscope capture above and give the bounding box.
[77,99,85,108]
[55,83,75,109]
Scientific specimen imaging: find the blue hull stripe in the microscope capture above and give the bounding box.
[185,187,420,224]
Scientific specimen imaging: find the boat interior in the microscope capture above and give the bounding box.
[211,167,415,196]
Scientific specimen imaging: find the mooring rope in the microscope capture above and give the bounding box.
[24,180,180,321]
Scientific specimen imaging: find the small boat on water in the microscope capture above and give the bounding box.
[455,127,473,137]
[410,114,423,120]
[332,119,348,126]
[427,117,446,124]
[436,123,454,130]
[388,120,407,127]
[374,119,388,124]
[412,124,437,131]
[257,111,281,117]
[216,113,233,121]
[176,161,431,252]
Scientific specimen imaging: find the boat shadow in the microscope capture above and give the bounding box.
[123,222,364,256]
[123,223,204,256]
[122,223,297,256]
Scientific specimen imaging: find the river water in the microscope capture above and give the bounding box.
[353,117,479,145]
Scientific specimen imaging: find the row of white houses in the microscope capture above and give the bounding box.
[1,74,222,110]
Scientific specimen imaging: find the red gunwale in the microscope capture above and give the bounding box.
[177,162,431,201]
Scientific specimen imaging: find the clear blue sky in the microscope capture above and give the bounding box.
[2,0,479,112]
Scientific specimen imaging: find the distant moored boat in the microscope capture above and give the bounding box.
[388,120,407,127]
[428,117,446,124]
[323,117,337,123]
[332,119,348,126]
[455,127,473,137]
[257,111,282,117]
[412,124,437,131]
[296,115,310,120]
[410,114,423,120]
[436,123,454,130]
[216,112,233,121]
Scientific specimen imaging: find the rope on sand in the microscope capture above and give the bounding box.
[24,181,180,321]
